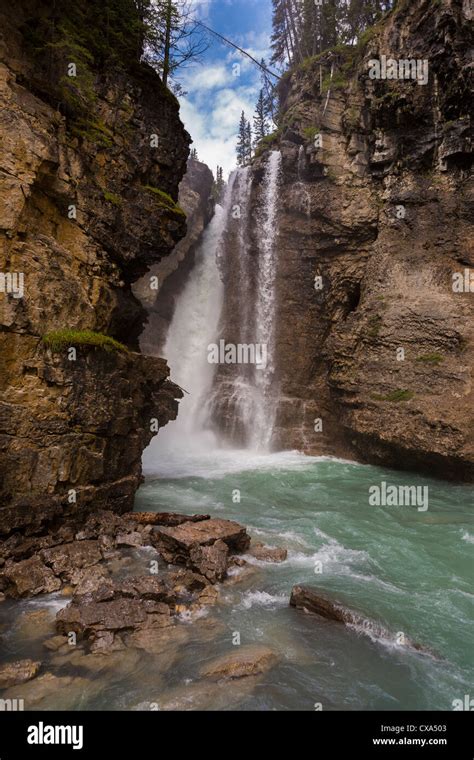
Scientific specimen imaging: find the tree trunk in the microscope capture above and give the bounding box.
[163,0,173,88]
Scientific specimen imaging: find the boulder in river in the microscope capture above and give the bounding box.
[153,518,251,572]
[200,645,278,680]
[290,585,436,657]
[248,542,288,563]
[290,585,354,624]
[0,659,41,689]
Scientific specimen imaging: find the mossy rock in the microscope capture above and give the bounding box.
[372,389,415,403]
[416,353,444,365]
[42,330,128,354]
[142,186,186,217]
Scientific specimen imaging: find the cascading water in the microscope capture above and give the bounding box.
[250,149,282,449]
[144,150,282,459]
[207,151,282,451]
[142,174,237,460]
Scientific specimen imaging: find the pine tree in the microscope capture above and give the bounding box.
[253,89,270,145]
[236,111,248,166]
[245,121,253,164]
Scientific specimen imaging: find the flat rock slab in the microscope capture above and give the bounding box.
[0,659,41,689]
[129,512,210,527]
[56,597,148,635]
[200,645,278,680]
[155,518,250,558]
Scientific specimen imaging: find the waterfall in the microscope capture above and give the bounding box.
[250,150,282,449]
[143,174,237,457]
[209,150,282,451]
[144,150,282,460]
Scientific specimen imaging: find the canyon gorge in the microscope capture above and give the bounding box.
[0,0,472,717]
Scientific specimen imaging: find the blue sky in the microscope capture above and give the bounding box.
[178,0,274,178]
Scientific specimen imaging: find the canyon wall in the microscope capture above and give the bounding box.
[213,0,473,480]
[0,1,190,534]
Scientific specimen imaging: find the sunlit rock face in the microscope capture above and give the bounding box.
[0,2,190,533]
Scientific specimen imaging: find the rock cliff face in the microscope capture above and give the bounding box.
[0,2,190,534]
[214,0,473,480]
[135,158,214,356]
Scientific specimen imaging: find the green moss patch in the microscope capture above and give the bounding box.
[103,190,122,206]
[42,330,128,353]
[416,353,444,365]
[142,186,185,217]
[372,389,415,403]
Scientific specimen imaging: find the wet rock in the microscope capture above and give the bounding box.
[169,569,209,594]
[289,585,435,656]
[1,557,62,597]
[0,659,41,689]
[200,645,278,680]
[70,565,110,595]
[189,539,229,583]
[117,576,173,603]
[14,609,55,640]
[40,541,102,579]
[197,586,220,606]
[128,512,210,527]
[115,532,145,548]
[248,542,288,563]
[56,597,148,637]
[125,623,189,675]
[154,518,250,567]
[89,631,126,654]
[0,592,5,602]
[3,672,100,710]
[149,676,259,711]
[290,585,359,624]
[43,635,69,652]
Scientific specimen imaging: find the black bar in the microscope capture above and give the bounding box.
[0,711,471,757]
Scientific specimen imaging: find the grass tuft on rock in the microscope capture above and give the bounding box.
[142,186,186,217]
[42,330,128,353]
[372,389,415,403]
[416,353,444,365]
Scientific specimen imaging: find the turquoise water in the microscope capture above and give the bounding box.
[135,447,474,711]
[0,449,471,711]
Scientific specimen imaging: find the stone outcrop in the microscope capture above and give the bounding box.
[211,0,473,480]
[153,518,252,574]
[290,584,434,655]
[0,1,190,534]
[135,157,215,356]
